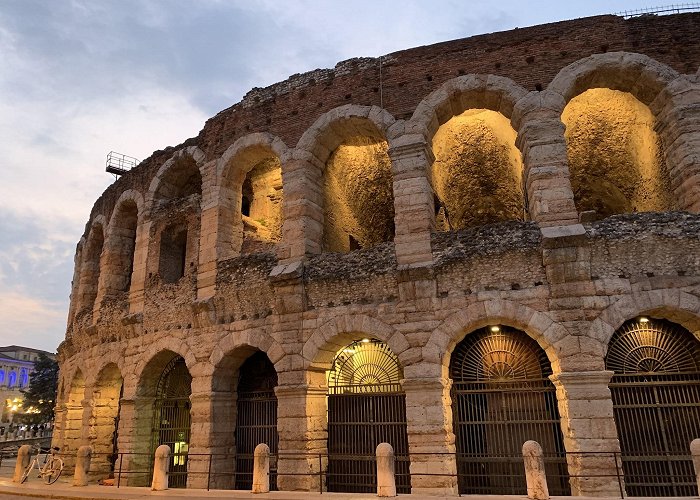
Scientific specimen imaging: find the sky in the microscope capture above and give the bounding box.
[0,0,671,352]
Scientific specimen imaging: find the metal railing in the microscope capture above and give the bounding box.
[1,446,698,497]
[615,3,700,17]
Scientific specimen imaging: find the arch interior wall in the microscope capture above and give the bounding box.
[55,11,700,497]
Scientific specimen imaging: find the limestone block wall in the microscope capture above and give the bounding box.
[54,12,700,496]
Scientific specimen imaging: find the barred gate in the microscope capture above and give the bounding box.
[450,327,570,495]
[235,352,279,490]
[327,339,411,493]
[607,318,700,497]
[151,356,192,488]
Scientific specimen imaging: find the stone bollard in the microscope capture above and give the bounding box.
[691,439,700,497]
[376,443,396,497]
[523,441,549,500]
[151,445,171,491]
[73,446,93,486]
[252,443,270,493]
[13,445,32,483]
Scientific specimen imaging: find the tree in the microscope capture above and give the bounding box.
[20,353,59,424]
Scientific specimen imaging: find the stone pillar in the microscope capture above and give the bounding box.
[377,443,397,497]
[275,383,327,491]
[13,445,32,483]
[523,440,549,500]
[128,220,151,314]
[278,155,323,263]
[550,371,623,497]
[513,91,579,227]
[197,160,221,300]
[253,443,271,493]
[73,445,93,486]
[115,396,153,487]
[151,444,170,491]
[388,138,435,268]
[691,438,700,497]
[653,76,700,212]
[401,376,458,495]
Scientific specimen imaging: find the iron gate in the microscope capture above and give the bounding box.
[607,318,700,497]
[450,326,570,495]
[327,339,411,493]
[235,352,279,490]
[151,356,192,488]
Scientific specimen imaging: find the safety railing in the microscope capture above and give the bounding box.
[3,441,700,498]
[615,3,700,18]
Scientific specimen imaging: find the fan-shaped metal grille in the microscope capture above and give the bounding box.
[450,327,550,382]
[155,356,192,399]
[328,339,403,393]
[606,319,700,374]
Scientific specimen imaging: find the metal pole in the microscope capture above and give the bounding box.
[614,452,624,499]
[117,453,123,488]
[319,453,323,494]
[207,454,212,491]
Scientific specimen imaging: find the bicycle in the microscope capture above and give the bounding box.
[20,446,64,484]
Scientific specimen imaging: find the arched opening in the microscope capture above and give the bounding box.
[235,351,279,490]
[150,355,192,488]
[323,136,394,252]
[158,223,188,283]
[432,110,524,231]
[89,364,123,478]
[104,201,138,294]
[153,154,202,206]
[449,326,568,495]
[239,156,283,253]
[562,88,674,219]
[326,338,410,493]
[606,317,700,496]
[78,225,104,313]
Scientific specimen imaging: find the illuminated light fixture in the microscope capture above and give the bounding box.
[343,348,355,354]
[361,338,370,343]
[639,317,649,323]
[490,326,501,333]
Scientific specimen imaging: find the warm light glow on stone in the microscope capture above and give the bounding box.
[562,88,673,218]
[432,109,523,230]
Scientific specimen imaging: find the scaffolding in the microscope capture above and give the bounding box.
[106,151,139,178]
[615,3,700,18]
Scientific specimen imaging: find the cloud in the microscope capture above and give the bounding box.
[0,291,66,352]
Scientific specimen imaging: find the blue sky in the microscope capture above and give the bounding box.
[0,1,671,351]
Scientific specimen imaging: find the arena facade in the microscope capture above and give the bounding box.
[53,12,700,496]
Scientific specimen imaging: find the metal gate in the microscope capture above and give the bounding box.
[235,351,279,490]
[607,318,700,496]
[151,356,192,488]
[327,339,411,493]
[450,326,570,495]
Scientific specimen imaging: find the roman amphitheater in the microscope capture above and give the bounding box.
[53,11,700,497]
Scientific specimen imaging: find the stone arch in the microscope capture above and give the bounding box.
[210,328,285,385]
[410,75,529,230]
[145,146,206,216]
[75,216,107,315]
[410,74,528,142]
[302,313,408,370]
[548,52,680,109]
[88,362,123,476]
[217,133,290,255]
[133,340,197,398]
[60,368,86,461]
[589,289,700,352]
[100,190,144,297]
[295,105,399,253]
[426,299,569,375]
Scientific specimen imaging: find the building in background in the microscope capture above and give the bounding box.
[0,346,56,427]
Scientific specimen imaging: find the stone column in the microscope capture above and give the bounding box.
[513,91,579,227]
[186,391,235,489]
[114,396,153,487]
[401,376,458,495]
[388,138,435,268]
[278,155,323,263]
[275,383,327,491]
[128,220,151,314]
[197,160,222,300]
[550,371,623,497]
[653,76,700,212]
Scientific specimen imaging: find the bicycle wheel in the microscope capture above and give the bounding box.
[44,457,63,484]
[20,461,34,483]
